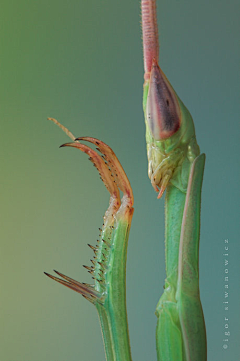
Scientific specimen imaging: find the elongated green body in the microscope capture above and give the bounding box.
[144,78,207,359]
[143,64,207,361]
[141,1,207,360]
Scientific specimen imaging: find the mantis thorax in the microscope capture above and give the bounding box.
[143,68,200,197]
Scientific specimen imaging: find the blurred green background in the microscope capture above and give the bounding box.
[1,0,239,360]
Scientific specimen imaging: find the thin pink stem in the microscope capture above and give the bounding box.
[141,0,159,78]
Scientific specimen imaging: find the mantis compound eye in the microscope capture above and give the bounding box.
[146,59,181,140]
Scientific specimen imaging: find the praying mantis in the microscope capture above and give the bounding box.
[142,1,207,360]
[45,0,207,360]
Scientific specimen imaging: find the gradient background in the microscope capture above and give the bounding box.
[1,0,239,360]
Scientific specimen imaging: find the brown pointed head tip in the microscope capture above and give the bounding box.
[146,65,181,140]
[152,58,158,67]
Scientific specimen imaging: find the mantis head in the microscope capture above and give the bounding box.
[144,59,199,198]
[146,59,181,141]
[141,0,200,198]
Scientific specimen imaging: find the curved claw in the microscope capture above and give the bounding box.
[76,137,134,207]
[44,270,101,303]
[60,142,121,208]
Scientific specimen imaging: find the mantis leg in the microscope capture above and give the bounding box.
[176,154,207,361]
[156,291,184,361]
[155,184,186,361]
[45,120,133,361]
[155,155,206,361]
